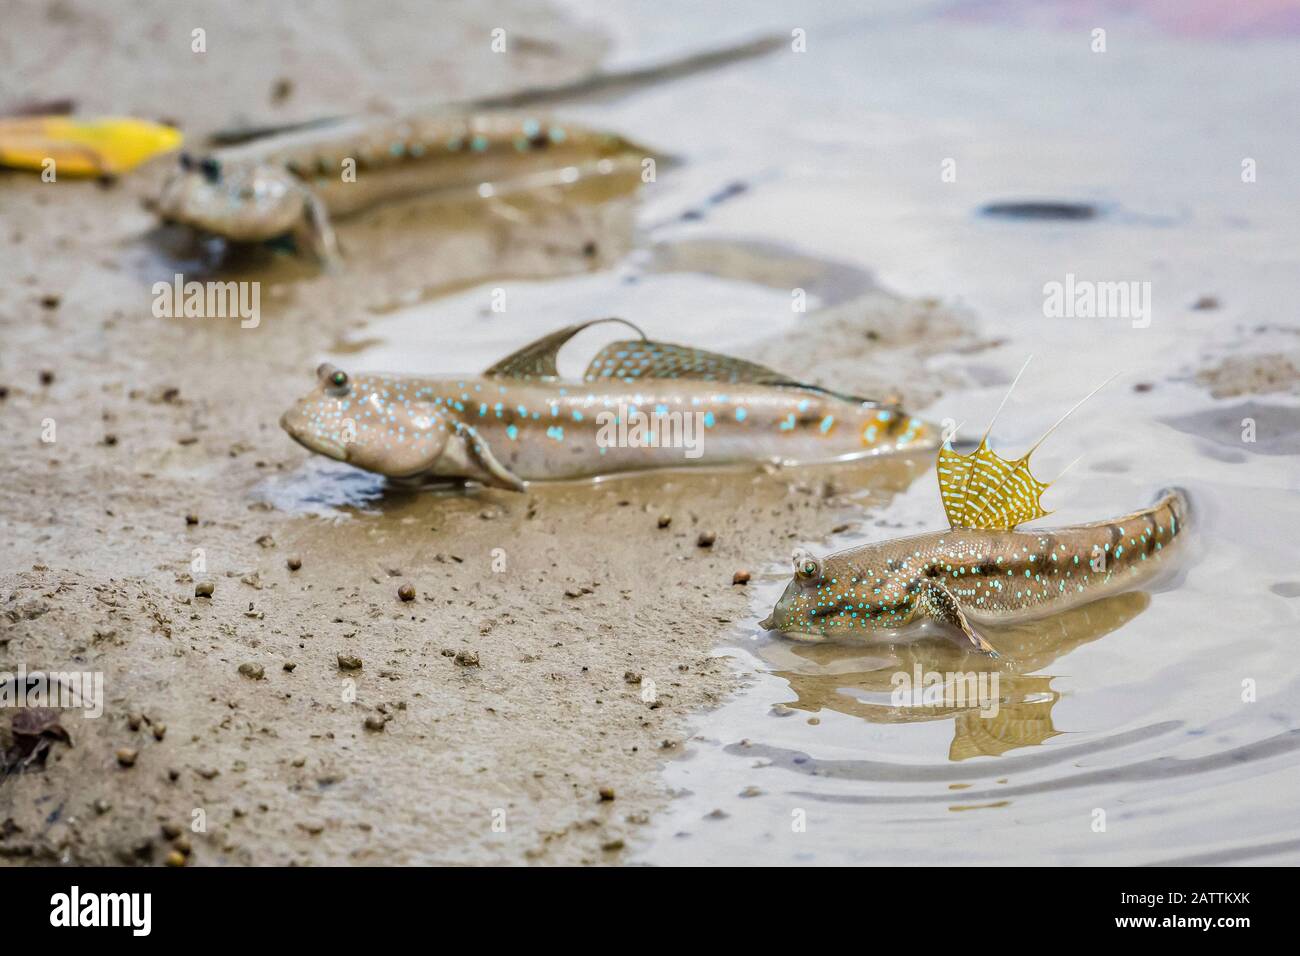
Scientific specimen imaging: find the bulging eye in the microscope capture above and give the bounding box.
[199,157,221,183]
[792,548,822,584]
[330,370,349,389]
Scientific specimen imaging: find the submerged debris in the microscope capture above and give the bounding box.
[2,707,72,775]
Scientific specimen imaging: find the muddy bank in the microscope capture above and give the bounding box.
[0,2,987,864]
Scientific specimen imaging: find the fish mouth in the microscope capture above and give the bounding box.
[281,411,347,461]
[757,615,823,642]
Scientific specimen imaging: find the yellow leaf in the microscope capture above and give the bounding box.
[0,116,183,176]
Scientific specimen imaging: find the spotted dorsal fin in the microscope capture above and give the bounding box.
[581,338,883,406]
[937,362,1115,531]
[484,318,646,381]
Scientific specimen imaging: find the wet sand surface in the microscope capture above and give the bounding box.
[3,0,1300,866]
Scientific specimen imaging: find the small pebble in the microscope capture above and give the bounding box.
[623,671,641,684]
[732,570,751,585]
[115,747,138,767]
[364,715,387,731]
[238,662,264,680]
[598,787,616,801]
[195,581,214,598]
[697,531,716,548]
[398,583,415,602]
[601,838,625,852]
[283,661,296,672]
[164,850,186,867]
[152,723,167,741]
[657,514,672,529]
[161,822,183,839]
[287,555,302,571]
[185,513,199,525]
[337,654,363,670]
[454,650,480,667]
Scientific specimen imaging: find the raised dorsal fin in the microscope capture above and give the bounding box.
[938,441,1052,530]
[581,337,885,408]
[937,365,1114,531]
[484,318,646,381]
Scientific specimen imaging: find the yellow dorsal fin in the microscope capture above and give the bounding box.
[938,440,1051,530]
[937,366,1114,531]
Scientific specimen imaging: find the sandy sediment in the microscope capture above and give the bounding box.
[0,1,1003,865]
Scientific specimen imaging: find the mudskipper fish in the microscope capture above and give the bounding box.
[154,112,649,265]
[761,371,1190,656]
[280,319,936,490]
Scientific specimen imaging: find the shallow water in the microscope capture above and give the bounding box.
[280,1,1300,863]
[563,1,1300,864]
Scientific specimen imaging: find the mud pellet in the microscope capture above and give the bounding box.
[195,581,214,598]
[398,583,415,602]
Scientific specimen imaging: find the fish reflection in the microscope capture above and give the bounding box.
[759,590,1150,760]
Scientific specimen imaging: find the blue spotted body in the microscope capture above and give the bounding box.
[764,488,1190,654]
[280,321,936,491]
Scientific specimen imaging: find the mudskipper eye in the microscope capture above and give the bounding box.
[199,157,221,183]
[792,549,822,585]
[330,370,348,388]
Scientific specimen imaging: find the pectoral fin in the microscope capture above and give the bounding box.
[292,190,342,269]
[918,580,999,658]
[457,425,526,493]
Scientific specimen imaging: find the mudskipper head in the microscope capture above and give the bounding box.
[760,548,836,640]
[280,364,451,479]
[762,544,921,640]
[156,153,306,240]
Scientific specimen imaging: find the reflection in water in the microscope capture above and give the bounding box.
[762,590,1150,760]
[137,164,644,293]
